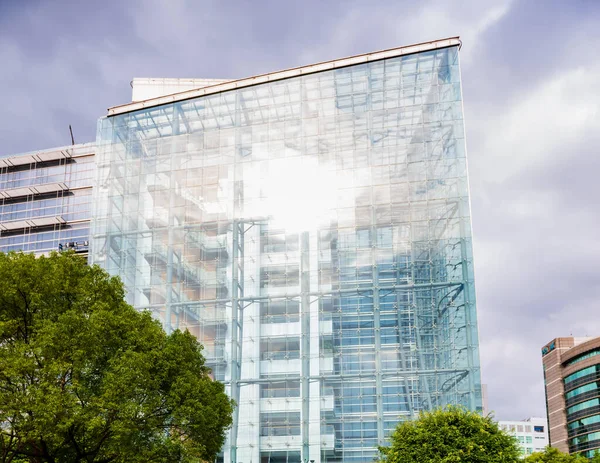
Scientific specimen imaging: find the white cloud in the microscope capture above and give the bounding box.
[460,1,513,63]
[297,0,514,66]
[468,64,600,418]
[472,67,600,184]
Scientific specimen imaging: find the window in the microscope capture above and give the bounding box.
[260,337,300,360]
[566,381,600,400]
[567,398,600,415]
[565,365,600,384]
[565,348,600,367]
[570,430,600,446]
[567,414,600,431]
[260,380,301,398]
[260,299,300,323]
[260,451,301,463]
[260,412,301,436]
[260,229,299,253]
[534,425,545,432]
[260,264,300,288]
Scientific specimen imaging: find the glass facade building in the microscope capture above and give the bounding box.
[91,38,482,462]
[0,144,95,257]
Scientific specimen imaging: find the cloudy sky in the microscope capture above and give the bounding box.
[1,0,600,420]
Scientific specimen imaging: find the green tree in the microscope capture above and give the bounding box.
[0,252,234,463]
[378,406,521,463]
[523,447,595,462]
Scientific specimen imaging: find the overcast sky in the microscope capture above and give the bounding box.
[1,0,600,420]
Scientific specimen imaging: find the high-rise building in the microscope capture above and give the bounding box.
[499,417,549,457]
[542,336,600,458]
[0,143,95,257]
[91,36,482,462]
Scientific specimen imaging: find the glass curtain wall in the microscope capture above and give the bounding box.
[0,144,95,255]
[92,45,482,463]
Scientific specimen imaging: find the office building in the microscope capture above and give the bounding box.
[91,36,482,462]
[543,336,600,457]
[0,143,95,257]
[499,417,548,457]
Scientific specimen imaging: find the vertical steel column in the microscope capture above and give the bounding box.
[459,198,476,411]
[300,231,310,462]
[165,105,181,334]
[371,225,384,444]
[367,71,385,443]
[230,220,241,463]
[396,290,415,418]
[410,243,434,410]
[298,73,312,463]
[230,92,243,463]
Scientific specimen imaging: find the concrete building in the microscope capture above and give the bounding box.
[2,36,483,463]
[0,143,95,257]
[499,417,548,457]
[542,336,600,458]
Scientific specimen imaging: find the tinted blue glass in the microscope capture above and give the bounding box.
[566,382,600,400]
[568,414,600,431]
[565,365,600,384]
[565,349,600,367]
[568,398,600,415]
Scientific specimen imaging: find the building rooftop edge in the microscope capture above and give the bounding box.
[131,77,229,83]
[0,141,95,160]
[541,336,596,351]
[107,36,461,117]
[498,417,546,422]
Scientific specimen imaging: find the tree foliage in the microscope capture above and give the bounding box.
[523,447,600,463]
[0,252,234,463]
[378,406,521,463]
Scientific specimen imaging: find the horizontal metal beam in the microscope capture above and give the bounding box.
[235,368,471,385]
[0,216,66,232]
[0,144,94,169]
[0,182,69,200]
[155,281,463,308]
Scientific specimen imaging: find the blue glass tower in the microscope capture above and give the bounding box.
[91,37,482,463]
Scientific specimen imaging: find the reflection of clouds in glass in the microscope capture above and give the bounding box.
[243,156,352,232]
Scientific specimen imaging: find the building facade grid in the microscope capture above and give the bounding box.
[89,43,481,463]
[499,417,549,457]
[0,143,95,256]
[543,337,600,458]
